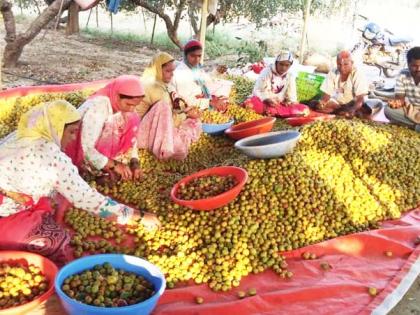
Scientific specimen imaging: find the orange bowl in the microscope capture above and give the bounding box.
[0,251,58,315]
[285,111,335,126]
[170,166,248,211]
[225,117,276,140]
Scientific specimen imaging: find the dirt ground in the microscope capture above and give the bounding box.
[0,25,177,88]
[0,20,419,315]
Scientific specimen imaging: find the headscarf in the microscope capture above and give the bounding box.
[0,100,80,160]
[17,100,80,146]
[182,40,211,99]
[141,52,176,108]
[183,39,202,57]
[272,50,294,78]
[275,50,294,64]
[143,52,175,84]
[90,75,145,112]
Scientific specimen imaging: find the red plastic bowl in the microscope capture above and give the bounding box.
[170,166,248,211]
[285,111,335,126]
[0,251,58,315]
[224,117,276,140]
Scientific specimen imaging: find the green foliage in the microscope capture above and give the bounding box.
[227,75,255,105]
[236,40,268,65]
[83,27,265,63]
[279,0,352,14]
[204,32,241,58]
[83,27,180,51]
[219,0,282,27]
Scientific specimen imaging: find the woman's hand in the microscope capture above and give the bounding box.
[130,211,161,230]
[141,212,161,230]
[132,168,143,180]
[114,161,133,181]
[129,159,143,180]
[211,96,228,112]
[186,107,201,119]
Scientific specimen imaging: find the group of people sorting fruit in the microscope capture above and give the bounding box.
[0,36,419,264]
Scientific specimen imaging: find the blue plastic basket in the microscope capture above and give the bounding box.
[55,254,166,315]
[202,119,235,135]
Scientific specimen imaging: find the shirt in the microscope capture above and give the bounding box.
[321,67,369,105]
[172,61,211,110]
[0,138,133,222]
[252,64,297,103]
[395,70,420,106]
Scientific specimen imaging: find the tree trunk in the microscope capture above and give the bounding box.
[188,9,200,35]
[1,0,72,67]
[66,1,80,35]
[166,26,181,48]
[3,41,25,67]
[299,0,312,64]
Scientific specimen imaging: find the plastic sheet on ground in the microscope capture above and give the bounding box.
[154,208,420,315]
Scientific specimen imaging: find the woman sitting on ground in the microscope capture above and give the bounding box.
[66,75,144,183]
[0,101,160,264]
[247,50,309,117]
[172,39,228,111]
[137,52,202,160]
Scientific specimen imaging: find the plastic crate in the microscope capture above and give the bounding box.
[296,72,325,103]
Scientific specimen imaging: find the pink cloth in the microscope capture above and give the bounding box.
[95,112,140,159]
[90,75,144,112]
[246,96,310,118]
[0,196,71,265]
[137,101,202,160]
[64,111,140,167]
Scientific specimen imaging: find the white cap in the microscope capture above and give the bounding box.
[276,50,293,63]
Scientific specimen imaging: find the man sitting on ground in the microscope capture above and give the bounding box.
[312,51,373,118]
[385,46,420,132]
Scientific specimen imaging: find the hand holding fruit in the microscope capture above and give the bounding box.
[140,212,161,230]
[211,96,228,112]
[186,107,201,119]
[388,99,405,109]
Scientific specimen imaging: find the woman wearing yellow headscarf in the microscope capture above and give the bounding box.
[0,100,159,264]
[136,52,202,160]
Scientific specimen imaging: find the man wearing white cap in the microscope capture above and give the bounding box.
[249,50,308,117]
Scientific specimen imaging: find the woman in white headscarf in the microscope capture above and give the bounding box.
[247,50,309,117]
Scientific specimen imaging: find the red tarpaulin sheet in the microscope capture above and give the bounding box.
[154,208,420,315]
[0,79,109,100]
[3,81,418,315]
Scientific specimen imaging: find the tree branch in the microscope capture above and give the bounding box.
[173,0,187,30]
[1,0,72,67]
[131,0,174,30]
[188,7,199,35]
[0,1,16,43]
[20,0,72,45]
